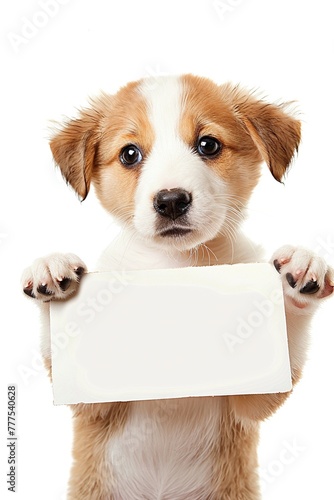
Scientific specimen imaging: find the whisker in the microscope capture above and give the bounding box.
[200,243,219,265]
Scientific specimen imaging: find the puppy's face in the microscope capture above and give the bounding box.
[50,75,301,251]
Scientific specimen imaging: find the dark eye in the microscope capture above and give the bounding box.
[120,145,143,167]
[197,136,222,157]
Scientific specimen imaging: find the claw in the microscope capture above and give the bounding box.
[286,273,297,289]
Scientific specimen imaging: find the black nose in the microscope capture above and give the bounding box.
[153,188,192,220]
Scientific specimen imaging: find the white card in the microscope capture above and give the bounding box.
[50,263,292,404]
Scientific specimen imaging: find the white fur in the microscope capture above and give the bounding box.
[134,76,229,251]
[109,398,222,500]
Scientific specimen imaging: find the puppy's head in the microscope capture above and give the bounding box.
[50,75,301,251]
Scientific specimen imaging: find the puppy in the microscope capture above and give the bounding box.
[22,74,334,499]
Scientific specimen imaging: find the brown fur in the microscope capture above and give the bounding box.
[68,403,129,499]
[213,406,261,499]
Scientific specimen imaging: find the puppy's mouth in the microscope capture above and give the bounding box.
[157,226,193,238]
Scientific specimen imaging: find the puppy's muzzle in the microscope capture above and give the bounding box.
[153,188,192,221]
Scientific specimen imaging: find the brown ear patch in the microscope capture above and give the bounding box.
[180,75,301,184]
[50,106,102,200]
[49,80,152,207]
[231,91,302,182]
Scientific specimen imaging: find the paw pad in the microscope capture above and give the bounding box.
[37,284,54,296]
[299,279,320,295]
[23,284,35,298]
[74,266,85,278]
[57,277,72,291]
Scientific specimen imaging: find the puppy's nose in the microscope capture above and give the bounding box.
[153,188,192,220]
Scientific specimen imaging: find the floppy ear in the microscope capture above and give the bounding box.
[50,106,101,200]
[232,89,301,182]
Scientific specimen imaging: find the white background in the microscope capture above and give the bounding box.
[1,0,333,498]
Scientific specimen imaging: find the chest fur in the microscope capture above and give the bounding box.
[107,397,222,500]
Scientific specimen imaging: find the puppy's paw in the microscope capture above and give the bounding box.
[22,253,86,302]
[272,245,334,313]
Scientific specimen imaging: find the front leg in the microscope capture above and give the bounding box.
[272,245,334,380]
[21,252,87,378]
[229,246,334,422]
[22,253,127,499]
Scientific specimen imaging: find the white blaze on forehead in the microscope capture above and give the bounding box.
[139,75,182,145]
[138,75,192,190]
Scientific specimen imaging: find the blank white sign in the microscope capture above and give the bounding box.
[50,263,292,404]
